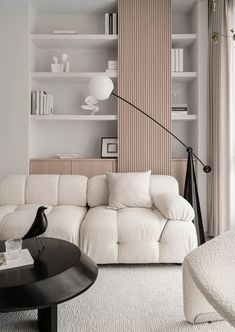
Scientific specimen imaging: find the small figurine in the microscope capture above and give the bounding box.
[22,206,48,252]
[51,56,63,72]
[61,53,70,72]
[81,95,99,115]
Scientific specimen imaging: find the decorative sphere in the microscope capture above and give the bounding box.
[88,76,114,100]
[61,53,68,62]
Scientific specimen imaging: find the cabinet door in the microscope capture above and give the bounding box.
[30,161,72,174]
[72,160,117,177]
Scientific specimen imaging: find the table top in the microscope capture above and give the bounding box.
[0,237,98,311]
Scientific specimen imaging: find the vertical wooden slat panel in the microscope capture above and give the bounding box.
[118,0,171,174]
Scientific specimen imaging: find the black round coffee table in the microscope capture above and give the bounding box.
[0,237,98,332]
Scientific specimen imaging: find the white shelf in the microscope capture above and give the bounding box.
[172,34,196,47]
[30,34,118,49]
[30,114,117,121]
[30,72,117,81]
[172,113,197,121]
[172,0,196,14]
[172,72,197,82]
[31,0,117,15]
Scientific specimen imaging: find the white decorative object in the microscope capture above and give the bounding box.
[0,249,34,271]
[61,53,70,73]
[81,95,99,115]
[64,61,70,73]
[56,154,79,159]
[51,56,64,73]
[5,238,22,259]
[53,30,77,34]
[88,76,114,100]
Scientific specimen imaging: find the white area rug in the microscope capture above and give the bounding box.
[0,265,233,332]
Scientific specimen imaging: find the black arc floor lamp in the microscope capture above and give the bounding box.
[88,76,211,245]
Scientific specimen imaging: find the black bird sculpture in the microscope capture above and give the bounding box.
[22,206,48,252]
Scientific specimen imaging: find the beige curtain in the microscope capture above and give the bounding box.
[208,0,234,236]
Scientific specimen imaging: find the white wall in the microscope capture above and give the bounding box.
[0,0,30,175]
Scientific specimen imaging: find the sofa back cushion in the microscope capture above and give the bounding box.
[25,175,60,205]
[106,171,152,209]
[0,174,88,207]
[87,175,109,207]
[87,174,179,207]
[0,175,27,206]
[58,175,87,206]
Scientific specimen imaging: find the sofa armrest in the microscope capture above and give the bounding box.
[152,192,195,221]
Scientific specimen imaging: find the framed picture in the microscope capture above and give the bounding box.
[101,137,118,158]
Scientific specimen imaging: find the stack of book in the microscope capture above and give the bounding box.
[105,60,118,75]
[105,13,118,34]
[172,103,188,116]
[31,91,54,115]
[171,49,184,72]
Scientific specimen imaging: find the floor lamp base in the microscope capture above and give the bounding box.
[184,148,206,245]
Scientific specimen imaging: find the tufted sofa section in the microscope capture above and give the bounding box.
[0,174,198,264]
[80,175,197,264]
[0,175,87,245]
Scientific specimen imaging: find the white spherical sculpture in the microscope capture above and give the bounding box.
[88,76,114,101]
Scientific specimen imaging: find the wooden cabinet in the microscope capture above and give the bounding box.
[72,160,116,177]
[30,159,117,177]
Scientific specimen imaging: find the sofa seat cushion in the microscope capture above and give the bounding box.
[0,204,53,240]
[80,206,167,264]
[0,206,18,221]
[0,205,87,245]
[44,205,87,244]
[159,220,198,263]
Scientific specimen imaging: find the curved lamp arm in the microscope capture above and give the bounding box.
[111,92,211,173]
[88,75,211,173]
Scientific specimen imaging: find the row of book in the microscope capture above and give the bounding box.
[105,13,118,34]
[171,48,184,72]
[172,103,188,115]
[105,60,117,74]
[31,91,54,115]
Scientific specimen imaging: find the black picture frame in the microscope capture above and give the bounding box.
[101,137,118,158]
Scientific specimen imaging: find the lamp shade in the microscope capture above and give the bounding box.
[88,76,114,101]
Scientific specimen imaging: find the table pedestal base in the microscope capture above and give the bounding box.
[38,305,57,332]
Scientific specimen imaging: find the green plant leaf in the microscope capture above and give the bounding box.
[212,32,219,43]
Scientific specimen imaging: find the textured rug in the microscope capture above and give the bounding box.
[0,265,233,332]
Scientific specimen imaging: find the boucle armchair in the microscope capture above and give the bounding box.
[183,232,235,326]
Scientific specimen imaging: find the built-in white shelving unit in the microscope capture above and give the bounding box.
[31,72,118,81]
[30,34,118,49]
[29,0,118,159]
[171,0,208,227]
[172,34,197,47]
[172,72,197,82]
[172,114,197,121]
[30,113,196,122]
[30,115,117,121]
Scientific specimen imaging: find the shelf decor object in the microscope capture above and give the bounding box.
[101,137,118,158]
[22,206,48,252]
[88,75,211,245]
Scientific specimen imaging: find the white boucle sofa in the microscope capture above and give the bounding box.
[0,174,197,264]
